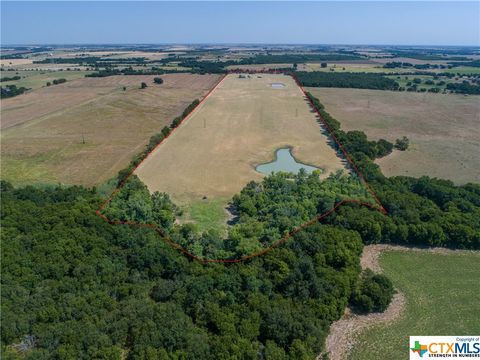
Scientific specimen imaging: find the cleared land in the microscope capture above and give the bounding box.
[349,249,480,360]
[307,88,480,184]
[1,74,221,186]
[136,74,345,210]
[0,70,91,93]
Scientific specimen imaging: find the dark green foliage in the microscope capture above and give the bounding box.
[106,170,375,260]
[177,59,236,74]
[449,60,480,68]
[296,72,400,90]
[395,136,409,151]
[1,181,363,359]
[350,269,394,313]
[85,66,166,78]
[446,82,480,94]
[153,77,163,84]
[140,82,147,89]
[0,75,21,82]
[327,177,480,249]
[0,84,29,98]
[52,78,66,85]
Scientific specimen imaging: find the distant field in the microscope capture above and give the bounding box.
[226,63,304,71]
[0,70,91,92]
[136,74,345,216]
[303,62,402,73]
[349,250,480,360]
[1,74,221,186]
[445,66,480,75]
[0,58,34,67]
[307,88,480,184]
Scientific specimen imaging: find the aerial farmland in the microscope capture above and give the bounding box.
[136,73,345,220]
[1,2,479,358]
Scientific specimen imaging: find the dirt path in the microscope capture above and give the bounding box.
[322,244,475,360]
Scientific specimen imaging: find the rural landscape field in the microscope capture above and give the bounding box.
[136,73,345,226]
[308,87,480,184]
[2,74,221,185]
[1,1,479,360]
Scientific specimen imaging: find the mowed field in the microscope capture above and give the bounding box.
[1,74,221,186]
[307,88,480,184]
[136,74,345,211]
[350,250,480,360]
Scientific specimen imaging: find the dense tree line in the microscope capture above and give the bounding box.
[383,62,449,70]
[446,81,480,95]
[0,84,29,99]
[0,75,21,82]
[449,60,480,68]
[296,72,400,91]
[177,59,237,74]
[85,66,168,78]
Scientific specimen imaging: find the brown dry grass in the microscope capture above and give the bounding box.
[307,88,480,184]
[135,74,345,207]
[1,74,221,186]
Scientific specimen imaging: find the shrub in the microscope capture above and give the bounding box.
[350,269,394,313]
[395,136,409,151]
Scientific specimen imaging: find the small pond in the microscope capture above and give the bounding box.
[256,148,320,175]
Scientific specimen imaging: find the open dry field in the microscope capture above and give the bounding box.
[1,74,221,186]
[135,74,345,208]
[0,58,34,67]
[0,70,91,94]
[307,88,480,184]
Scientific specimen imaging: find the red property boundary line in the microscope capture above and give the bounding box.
[96,70,388,263]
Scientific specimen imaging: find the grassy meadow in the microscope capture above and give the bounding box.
[350,250,480,360]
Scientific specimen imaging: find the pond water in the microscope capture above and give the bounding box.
[270,83,285,89]
[256,148,320,175]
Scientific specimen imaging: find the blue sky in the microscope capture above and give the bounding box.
[1,1,479,46]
